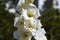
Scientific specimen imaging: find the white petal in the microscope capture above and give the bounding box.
[17,0,25,6]
[34,30,47,40]
[14,30,20,40]
[34,34,47,40]
[14,17,19,27]
[28,4,41,18]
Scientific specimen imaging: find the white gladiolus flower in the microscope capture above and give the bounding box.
[5,0,47,40]
[14,7,47,40]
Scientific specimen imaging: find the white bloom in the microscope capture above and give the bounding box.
[13,0,47,40]
[5,0,47,40]
[8,8,16,13]
[34,28,47,40]
[5,1,16,13]
[38,0,46,10]
[5,1,12,10]
[21,3,41,19]
[53,0,60,9]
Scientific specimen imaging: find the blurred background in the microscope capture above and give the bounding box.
[0,0,60,40]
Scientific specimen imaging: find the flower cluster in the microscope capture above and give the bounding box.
[5,0,47,40]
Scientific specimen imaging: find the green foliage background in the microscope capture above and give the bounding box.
[0,0,60,40]
[0,1,16,40]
